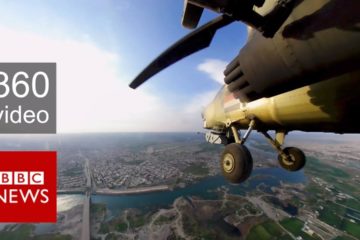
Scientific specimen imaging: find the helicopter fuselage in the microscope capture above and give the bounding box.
[203,69,360,134]
[130,0,360,183]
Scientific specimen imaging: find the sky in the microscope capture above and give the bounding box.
[0,0,248,132]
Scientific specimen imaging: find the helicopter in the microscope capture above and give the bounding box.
[129,0,360,183]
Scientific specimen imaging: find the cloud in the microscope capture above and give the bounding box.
[180,58,228,129]
[177,90,217,131]
[0,25,175,132]
[197,59,228,84]
[184,90,217,114]
[180,58,230,129]
[0,26,228,133]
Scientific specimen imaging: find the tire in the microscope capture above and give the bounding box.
[278,147,306,171]
[220,143,253,183]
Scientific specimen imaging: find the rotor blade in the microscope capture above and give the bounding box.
[182,2,204,29]
[129,15,234,89]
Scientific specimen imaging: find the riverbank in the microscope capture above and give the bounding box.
[94,185,170,196]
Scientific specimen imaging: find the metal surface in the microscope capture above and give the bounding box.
[203,69,360,134]
[226,0,360,101]
[230,125,241,143]
[205,131,228,144]
[130,0,360,182]
[222,153,235,173]
[241,120,255,144]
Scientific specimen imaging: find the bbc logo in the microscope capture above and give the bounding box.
[0,152,56,222]
[0,171,44,185]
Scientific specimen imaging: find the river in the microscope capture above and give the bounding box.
[92,167,306,217]
[31,167,306,234]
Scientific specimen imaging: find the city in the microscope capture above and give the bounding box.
[0,133,359,240]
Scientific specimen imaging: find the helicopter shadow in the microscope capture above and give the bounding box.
[305,71,360,133]
[282,0,360,40]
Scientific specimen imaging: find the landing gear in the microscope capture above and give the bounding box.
[219,121,256,183]
[278,147,306,171]
[221,143,253,183]
[261,130,306,172]
[207,119,307,184]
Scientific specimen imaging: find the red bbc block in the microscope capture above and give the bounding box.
[0,151,57,223]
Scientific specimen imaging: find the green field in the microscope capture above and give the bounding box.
[318,202,344,227]
[318,201,360,239]
[246,220,292,240]
[115,222,128,232]
[306,156,350,179]
[337,198,360,212]
[305,156,358,198]
[280,218,320,240]
[341,220,360,239]
[333,235,357,240]
[0,225,34,240]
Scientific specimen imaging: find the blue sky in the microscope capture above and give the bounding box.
[0,0,359,141]
[0,0,247,93]
[0,0,248,132]
[0,0,247,132]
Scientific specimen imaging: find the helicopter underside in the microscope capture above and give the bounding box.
[204,69,360,183]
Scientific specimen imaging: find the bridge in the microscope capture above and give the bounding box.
[81,158,91,240]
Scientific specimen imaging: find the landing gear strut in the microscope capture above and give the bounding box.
[218,120,306,184]
[260,131,306,171]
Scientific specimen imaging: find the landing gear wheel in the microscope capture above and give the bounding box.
[221,143,253,183]
[278,147,306,171]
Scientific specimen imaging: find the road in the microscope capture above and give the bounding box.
[81,158,91,240]
[81,192,90,240]
[248,196,296,239]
